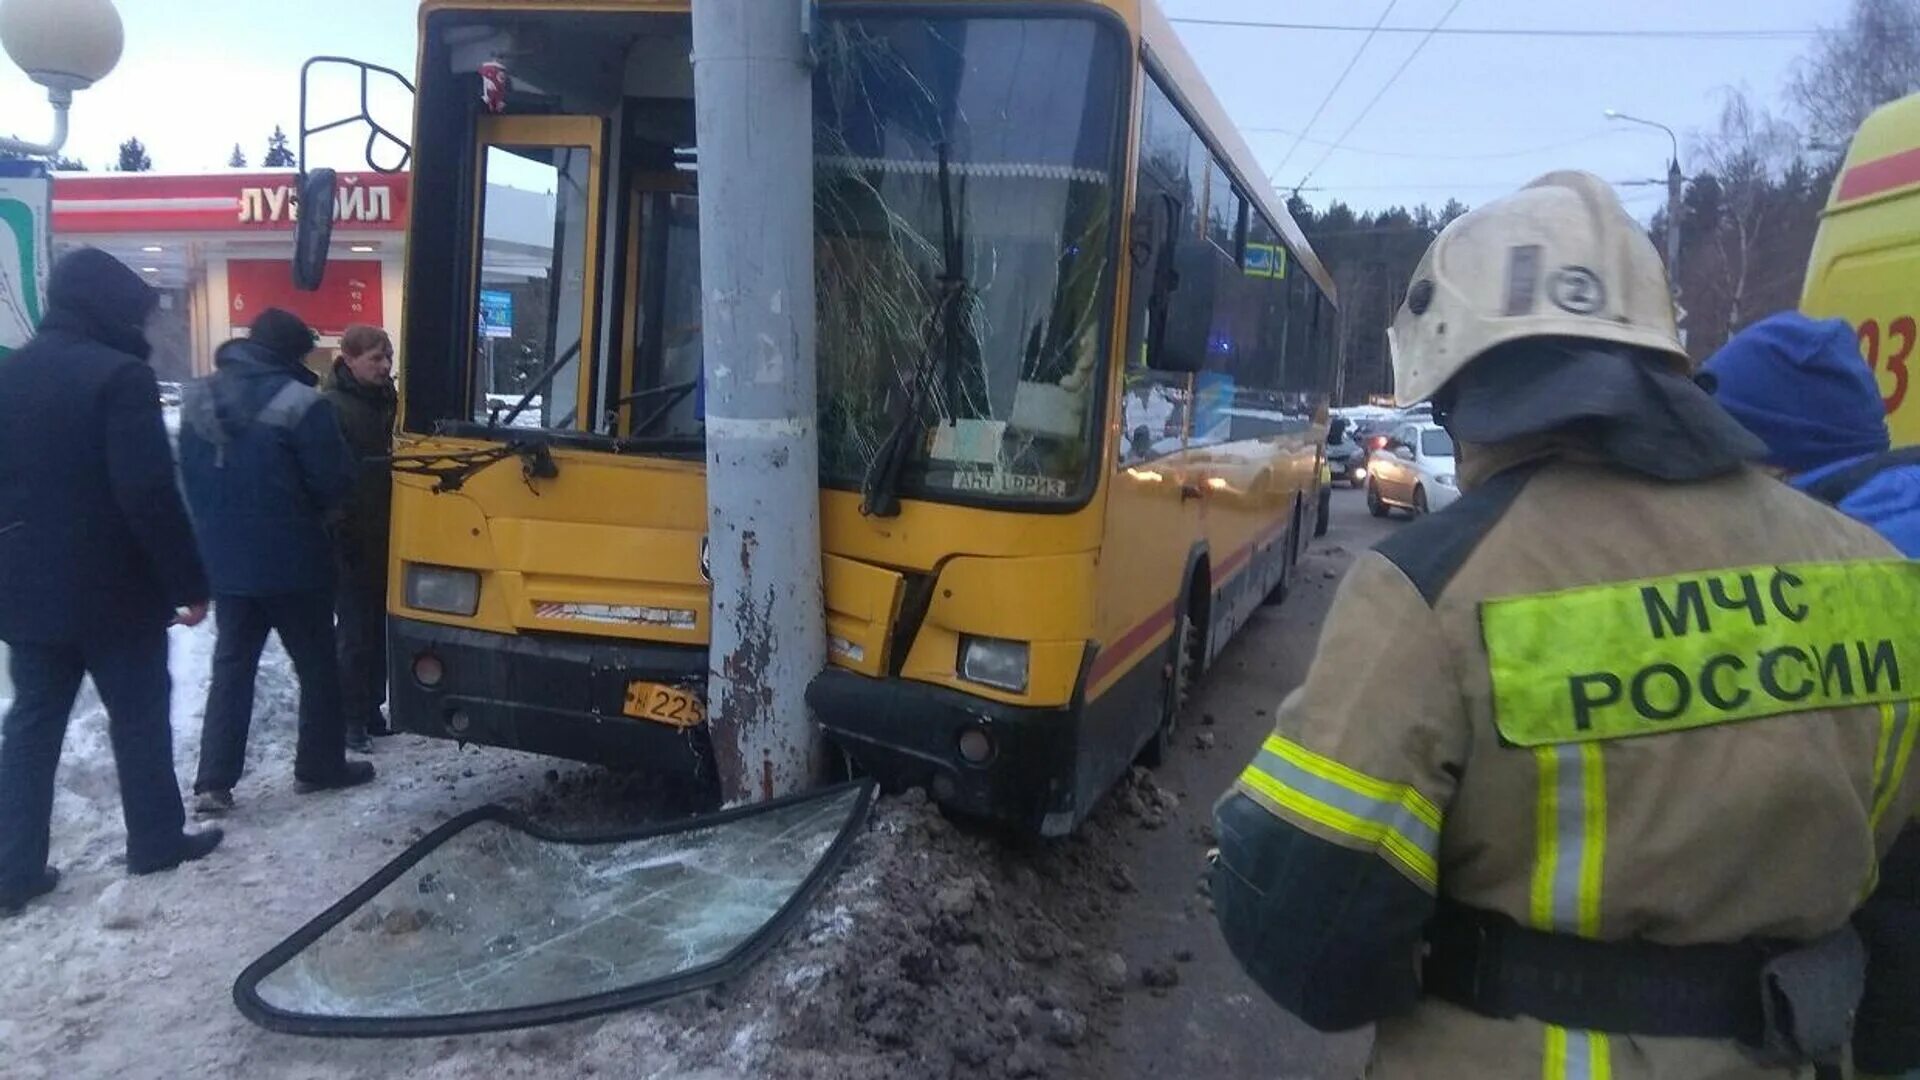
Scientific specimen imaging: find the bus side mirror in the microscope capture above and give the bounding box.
[292,168,337,292]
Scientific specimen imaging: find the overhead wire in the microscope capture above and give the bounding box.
[1168,18,1817,40]
[1293,0,1468,192]
[1247,127,1618,163]
[1268,0,1402,179]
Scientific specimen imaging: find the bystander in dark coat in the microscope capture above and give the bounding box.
[0,249,222,914]
[322,325,397,747]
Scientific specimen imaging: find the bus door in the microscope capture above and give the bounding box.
[612,172,703,443]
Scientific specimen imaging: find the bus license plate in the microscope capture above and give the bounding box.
[623,681,706,729]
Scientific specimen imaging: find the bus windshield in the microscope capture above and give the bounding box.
[813,14,1125,506]
[408,9,1124,498]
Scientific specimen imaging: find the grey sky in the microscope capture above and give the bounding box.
[1,0,1848,219]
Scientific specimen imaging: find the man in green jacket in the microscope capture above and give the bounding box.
[323,326,398,753]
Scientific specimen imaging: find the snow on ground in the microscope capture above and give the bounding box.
[0,625,608,1078]
[0,621,1145,1080]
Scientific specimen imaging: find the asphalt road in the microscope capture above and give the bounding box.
[1078,487,1399,1080]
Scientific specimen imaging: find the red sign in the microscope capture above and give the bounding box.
[52,171,410,234]
[228,259,382,337]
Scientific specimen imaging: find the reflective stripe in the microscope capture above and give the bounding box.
[1550,745,1587,932]
[1534,744,1611,1079]
[1871,701,1917,833]
[1533,744,1605,936]
[1236,735,1441,889]
[1544,1028,1613,1080]
[1578,744,1607,937]
[1530,746,1559,930]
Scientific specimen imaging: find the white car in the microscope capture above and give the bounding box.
[1367,422,1459,517]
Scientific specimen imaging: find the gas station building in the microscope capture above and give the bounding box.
[50,169,410,381]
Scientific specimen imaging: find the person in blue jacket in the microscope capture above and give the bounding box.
[1707,310,1920,1079]
[177,309,376,815]
[1705,311,1920,554]
[0,249,224,916]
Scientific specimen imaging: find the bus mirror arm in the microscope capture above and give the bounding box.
[297,56,416,179]
[291,55,416,292]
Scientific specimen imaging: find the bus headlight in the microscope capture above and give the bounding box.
[404,564,480,617]
[1435,474,1457,488]
[959,636,1029,694]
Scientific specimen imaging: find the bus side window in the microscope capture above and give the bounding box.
[1122,73,1206,464]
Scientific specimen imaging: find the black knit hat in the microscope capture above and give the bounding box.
[247,308,318,365]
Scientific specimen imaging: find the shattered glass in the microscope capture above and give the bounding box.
[812,14,1125,505]
[240,784,868,1032]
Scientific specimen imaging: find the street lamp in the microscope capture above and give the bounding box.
[1605,109,1686,337]
[0,0,124,157]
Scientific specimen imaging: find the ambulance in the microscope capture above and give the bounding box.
[1802,92,1920,448]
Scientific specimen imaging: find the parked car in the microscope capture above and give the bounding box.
[1367,422,1458,517]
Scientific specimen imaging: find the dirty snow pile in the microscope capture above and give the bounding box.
[1,616,1190,1079]
[589,782,1159,1080]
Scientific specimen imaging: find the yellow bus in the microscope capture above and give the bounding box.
[365,0,1339,834]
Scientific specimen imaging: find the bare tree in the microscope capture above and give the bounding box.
[1695,91,1802,338]
[1789,0,1920,151]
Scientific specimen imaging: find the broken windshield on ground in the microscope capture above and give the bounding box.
[237,782,872,1036]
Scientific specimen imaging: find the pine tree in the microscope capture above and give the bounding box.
[262,125,296,168]
[228,143,248,168]
[115,137,152,172]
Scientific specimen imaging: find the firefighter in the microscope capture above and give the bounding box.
[1211,171,1920,1079]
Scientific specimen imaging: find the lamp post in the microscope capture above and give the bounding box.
[0,0,124,157]
[1605,109,1686,340]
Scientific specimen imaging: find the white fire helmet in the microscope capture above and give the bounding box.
[1386,170,1687,407]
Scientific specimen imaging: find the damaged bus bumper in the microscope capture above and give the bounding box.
[389,616,715,782]
[808,668,1089,837]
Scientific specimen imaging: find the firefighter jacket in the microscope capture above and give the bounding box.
[1213,436,1920,1079]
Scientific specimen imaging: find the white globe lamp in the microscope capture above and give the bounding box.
[0,0,124,155]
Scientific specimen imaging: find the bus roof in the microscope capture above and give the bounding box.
[1829,92,1920,210]
[1137,0,1338,304]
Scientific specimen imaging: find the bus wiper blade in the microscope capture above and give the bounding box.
[492,341,583,428]
[394,440,558,493]
[860,142,976,518]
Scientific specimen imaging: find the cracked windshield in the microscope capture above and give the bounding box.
[814,15,1123,505]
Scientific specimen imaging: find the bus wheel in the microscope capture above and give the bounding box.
[1314,485,1332,537]
[1264,504,1302,607]
[1140,612,1198,768]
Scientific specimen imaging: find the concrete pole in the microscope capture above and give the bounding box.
[691,0,829,803]
[1665,158,1685,347]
